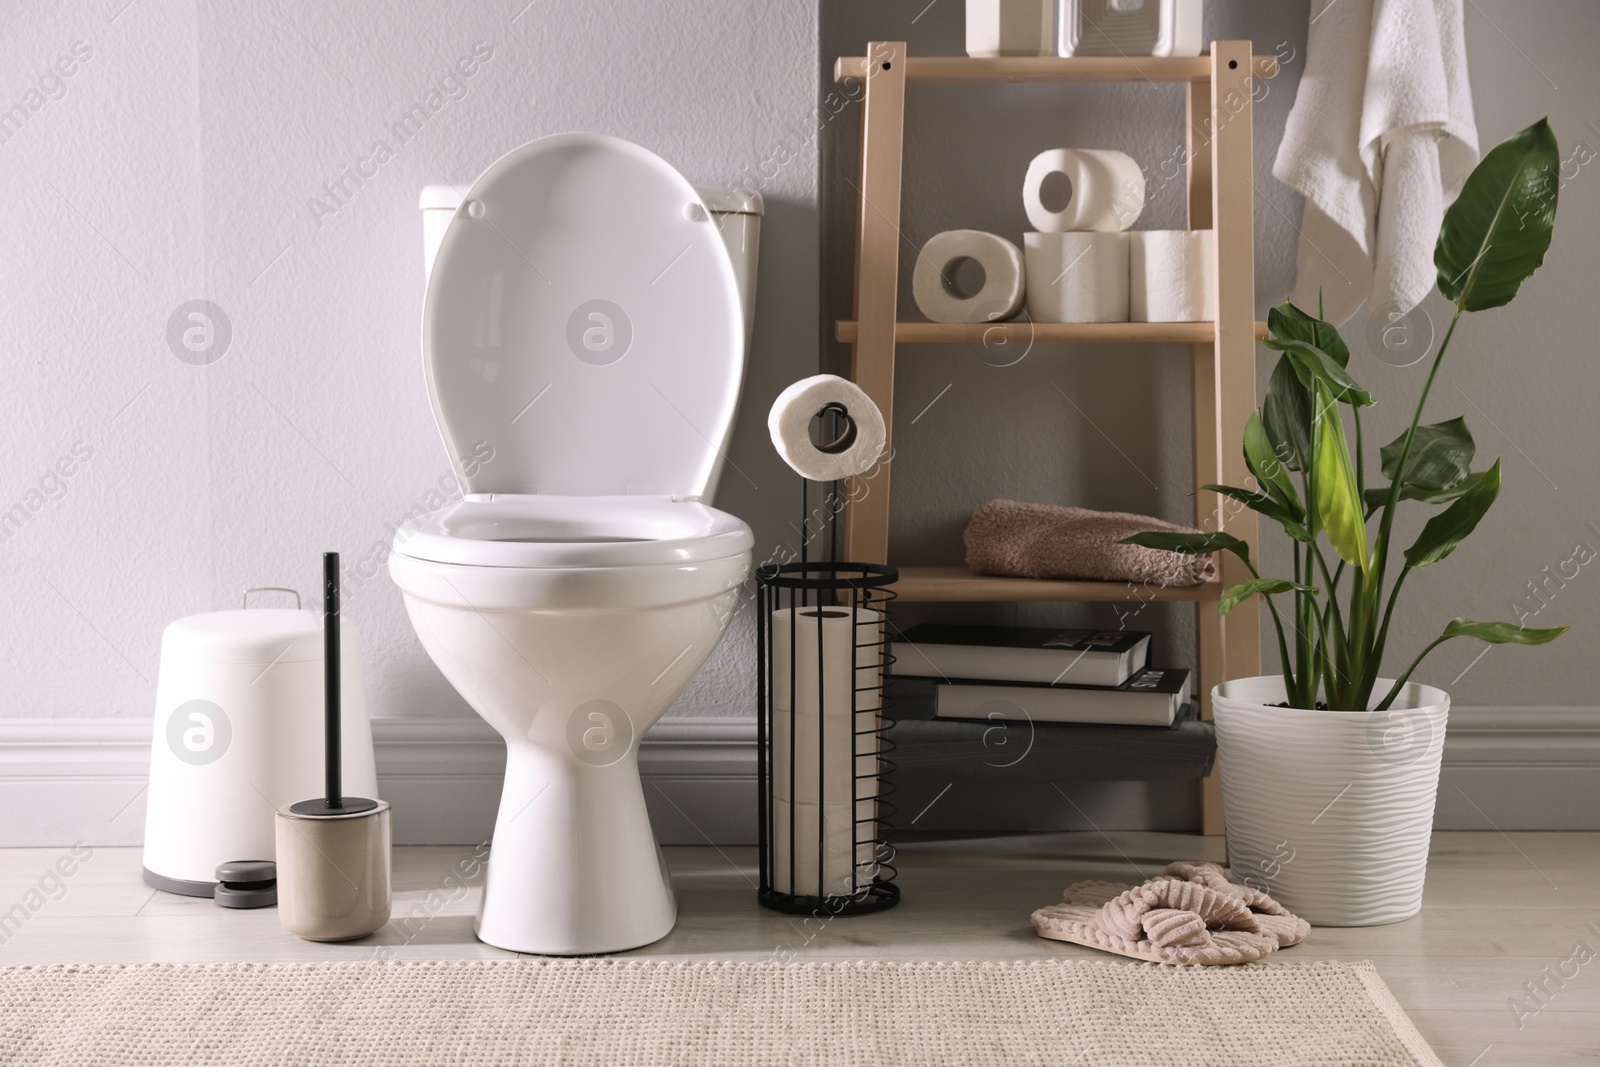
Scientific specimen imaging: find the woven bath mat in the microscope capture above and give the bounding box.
[0,958,1441,1066]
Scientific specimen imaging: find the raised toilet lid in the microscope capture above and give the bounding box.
[423,133,744,499]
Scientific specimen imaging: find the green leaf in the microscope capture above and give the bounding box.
[1262,354,1313,472]
[1404,459,1503,568]
[1379,417,1476,491]
[1441,617,1570,645]
[1219,578,1317,616]
[1119,530,1250,567]
[1243,411,1302,514]
[1267,301,1350,367]
[1436,118,1560,311]
[1311,381,1370,571]
[1265,338,1375,407]
[1198,483,1312,541]
[1364,470,1490,510]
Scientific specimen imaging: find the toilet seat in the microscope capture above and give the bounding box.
[394,495,752,569]
[422,133,744,501]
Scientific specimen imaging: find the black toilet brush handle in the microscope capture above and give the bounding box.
[323,551,341,808]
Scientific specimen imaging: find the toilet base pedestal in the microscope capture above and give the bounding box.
[475,742,676,955]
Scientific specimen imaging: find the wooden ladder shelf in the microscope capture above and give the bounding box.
[835,42,1266,837]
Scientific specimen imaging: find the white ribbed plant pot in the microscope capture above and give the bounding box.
[1213,675,1449,927]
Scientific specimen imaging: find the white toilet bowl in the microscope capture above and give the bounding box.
[390,496,750,953]
[391,134,761,954]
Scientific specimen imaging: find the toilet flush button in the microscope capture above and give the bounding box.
[683,202,706,222]
[464,199,486,219]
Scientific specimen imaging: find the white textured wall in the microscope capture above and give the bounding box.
[4,0,1595,819]
[0,0,819,723]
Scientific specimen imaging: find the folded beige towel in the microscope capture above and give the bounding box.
[964,499,1215,587]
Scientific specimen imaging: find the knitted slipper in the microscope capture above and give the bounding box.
[1161,861,1310,948]
[1032,877,1281,965]
[1036,861,1310,948]
[1030,863,1305,966]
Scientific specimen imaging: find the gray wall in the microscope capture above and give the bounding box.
[820,1,1600,831]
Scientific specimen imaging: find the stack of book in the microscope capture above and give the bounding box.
[888,624,1193,728]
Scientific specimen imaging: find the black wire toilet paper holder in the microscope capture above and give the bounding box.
[755,468,900,916]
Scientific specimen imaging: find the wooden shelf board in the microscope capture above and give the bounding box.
[833,55,1277,84]
[891,566,1220,603]
[835,321,1270,344]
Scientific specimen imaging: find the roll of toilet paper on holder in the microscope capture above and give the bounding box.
[771,606,883,716]
[773,708,880,805]
[1130,230,1215,322]
[771,606,882,806]
[1023,149,1145,233]
[771,799,875,898]
[1024,232,1130,323]
[768,375,887,482]
[911,230,1025,324]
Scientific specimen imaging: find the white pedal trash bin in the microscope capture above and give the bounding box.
[142,590,378,897]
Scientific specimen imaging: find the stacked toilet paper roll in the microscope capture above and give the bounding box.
[912,230,1026,324]
[1020,148,1143,323]
[1130,230,1215,322]
[1023,149,1145,233]
[770,606,882,898]
[1023,232,1130,323]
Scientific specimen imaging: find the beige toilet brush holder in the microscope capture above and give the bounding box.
[277,551,392,942]
[276,801,391,941]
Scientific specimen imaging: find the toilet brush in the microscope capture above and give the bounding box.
[276,552,392,941]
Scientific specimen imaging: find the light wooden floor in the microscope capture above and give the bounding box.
[1,832,1595,1065]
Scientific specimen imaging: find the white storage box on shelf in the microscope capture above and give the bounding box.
[1057,0,1201,58]
[142,597,378,896]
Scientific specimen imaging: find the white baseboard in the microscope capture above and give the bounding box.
[0,716,757,848]
[0,706,1594,847]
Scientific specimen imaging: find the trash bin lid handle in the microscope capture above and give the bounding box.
[241,587,301,610]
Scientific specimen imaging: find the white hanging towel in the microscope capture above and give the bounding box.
[1271,0,1478,325]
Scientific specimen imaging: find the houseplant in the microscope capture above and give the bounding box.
[1125,119,1570,925]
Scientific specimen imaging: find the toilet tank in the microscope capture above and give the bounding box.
[418,183,762,351]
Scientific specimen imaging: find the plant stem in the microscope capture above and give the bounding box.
[1263,596,1297,703]
[1375,633,1454,710]
[1371,306,1464,625]
[1358,305,1463,706]
[1310,544,1355,705]
[1363,566,1413,706]
[1240,554,1299,701]
[1310,545,1345,646]
[1352,405,1366,499]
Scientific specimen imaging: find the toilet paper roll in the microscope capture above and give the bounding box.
[770,605,883,806]
[767,375,887,482]
[770,607,884,716]
[911,230,1026,324]
[1130,229,1215,322]
[773,707,880,805]
[1023,232,1130,323]
[1022,149,1145,233]
[770,799,877,898]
